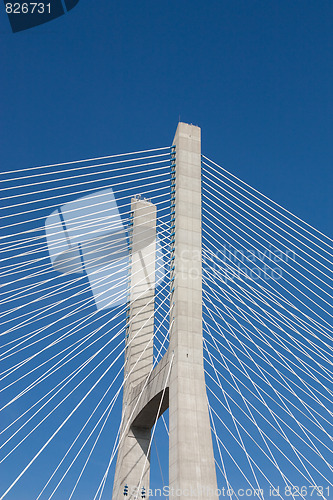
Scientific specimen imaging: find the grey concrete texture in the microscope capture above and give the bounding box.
[112,198,157,499]
[112,124,218,500]
[169,123,218,498]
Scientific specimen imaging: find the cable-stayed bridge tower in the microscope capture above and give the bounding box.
[2,121,333,500]
[112,123,218,499]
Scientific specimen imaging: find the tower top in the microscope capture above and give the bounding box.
[172,122,201,146]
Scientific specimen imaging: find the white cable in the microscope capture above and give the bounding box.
[204,334,290,496]
[202,198,333,314]
[202,210,333,329]
[0,146,170,175]
[205,362,333,491]
[44,305,171,500]
[202,162,333,263]
[204,340,264,499]
[203,267,333,395]
[203,312,333,485]
[207,403,234,499]
[0,198,169,263]
[1,169,170,223]
[0,212,170,297]
[205,369,331,492]
[0,228,170,347]
[93,318,173,500]
[202,283,333,414]
[208,402,300,500]
[203,298,333,441]
[202,182,333,291]
[0,251,168,391]
[0,259,168,384]
[45,374,124,500]
[1,287,170,459]
[0,220,170,322]
[205,300,333,469]
[0,247,168,385]
[208,409,270,499]
[202,235,333,337]
[0,228,132,310]
[0,216,170,315]
[202,155,333,249]
[203,265,333,370]
[1,210,133,266]
[0,260,169,399]
[0,285,171,498]
[0,316,122,437]
[203,309,333,449]
[204,330,333,454]
[2,152,170,186]
[202,245,333,345]
[1,179,169,238]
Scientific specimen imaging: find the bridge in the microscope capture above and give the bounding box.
[0,123,332,499]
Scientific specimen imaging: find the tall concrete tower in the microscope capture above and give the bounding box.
[112,123,218,499]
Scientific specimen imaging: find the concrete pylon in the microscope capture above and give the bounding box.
[168,123,218,497]
[112,124,218,499]
[112,198,157,499]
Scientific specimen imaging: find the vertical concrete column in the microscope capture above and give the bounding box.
[127,198,156,389]
[169,123,218,498]
[112,198,157,500]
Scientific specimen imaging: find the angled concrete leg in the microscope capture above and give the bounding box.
[112,424,151,500]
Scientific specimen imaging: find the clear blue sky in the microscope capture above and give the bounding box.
[1,1,332,499]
